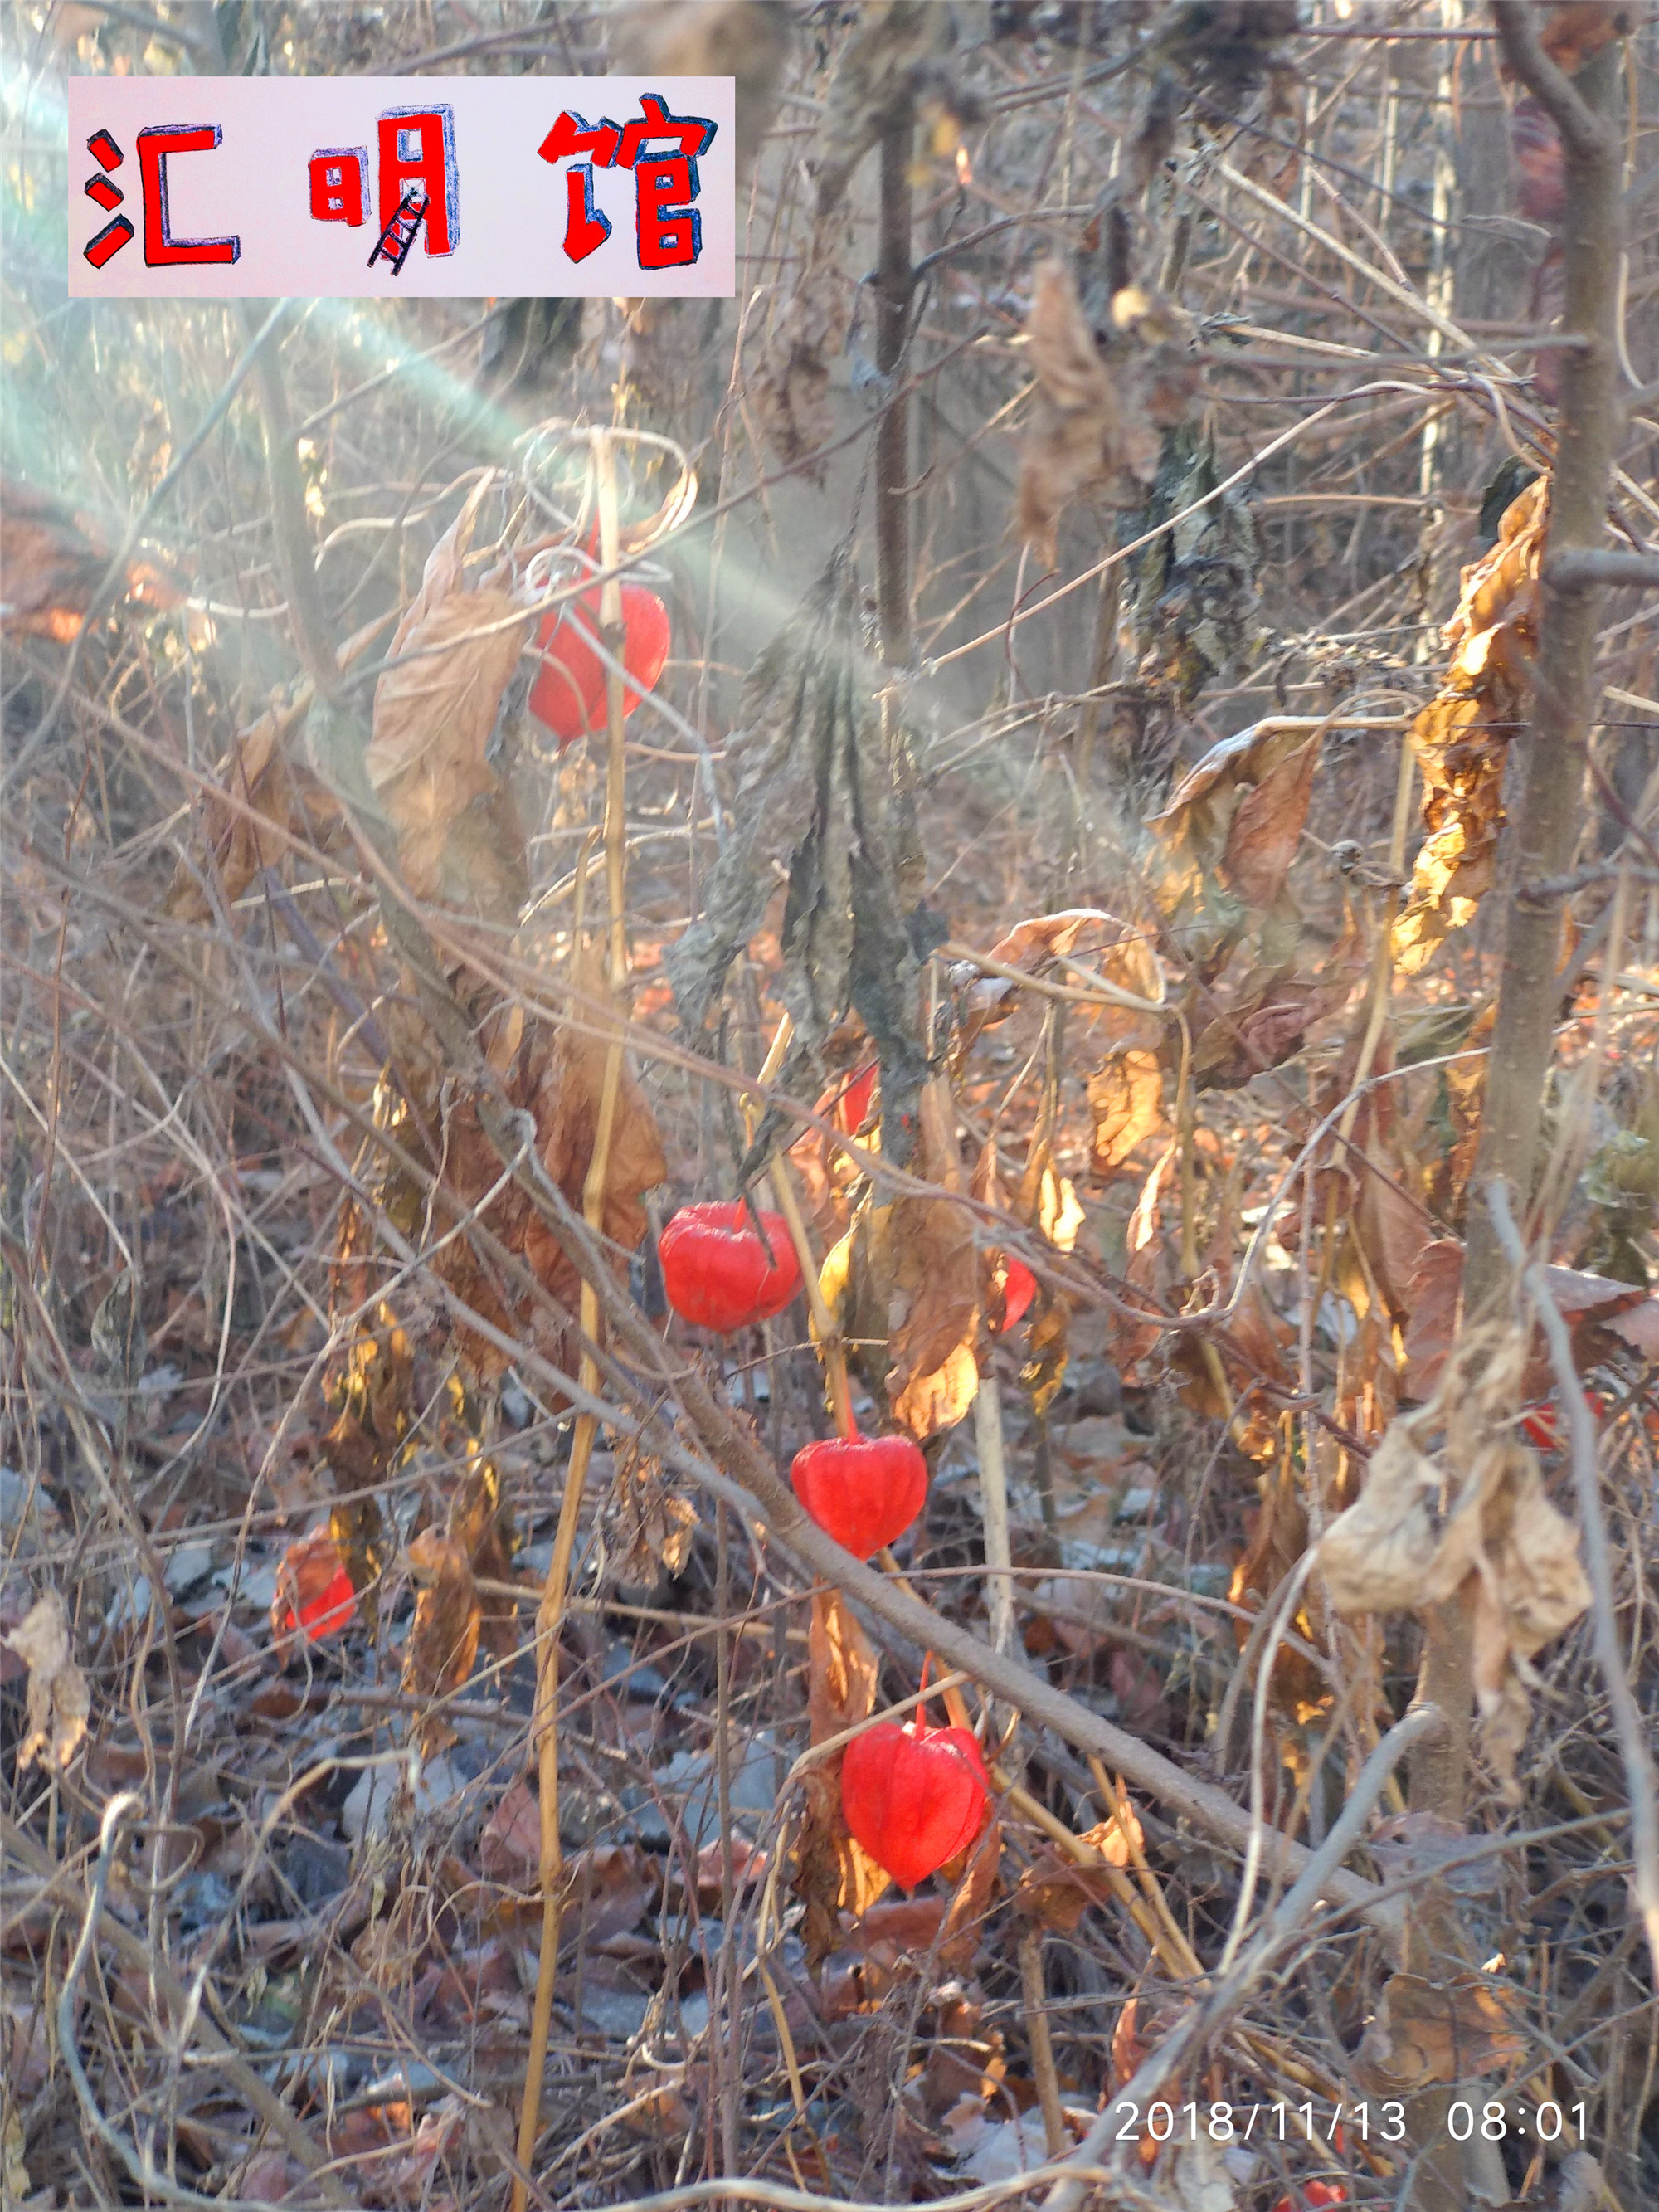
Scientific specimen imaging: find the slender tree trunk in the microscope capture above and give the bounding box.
[1403,17,1624,2208]
[1412,18,1623,1823]
[875,109,914,666]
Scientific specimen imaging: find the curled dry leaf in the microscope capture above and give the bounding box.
[809,0,952,217]
[0,474,179,641]
[402,1529,482,1747]
[1355,1969,1529,2095]
[1219,733,1320,910]
[3,1591,90,1771]
[1013,1809,1141,1934]
[167,698,342,922]
[1401,1235,1464,1400]
[937,1815,1003,1974]
[1316,1417,1447,1615]
[1087,1048,1165,1177]
[951,909,1161,1055]
[1148,717,1319,884]
[1109,1138,1175,1374]
[1018,260,1136,570]
[885,1080,981,1439]
[794,1586,890,1963]
[1318,1329,1591,1794]
[367,585,530,915]
[1393,479,1548,974]
[752,207,853,474]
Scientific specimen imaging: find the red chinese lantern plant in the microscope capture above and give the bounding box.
[995,1255,1037,1334]
[840,1715,990,1888]
[529,581,670,744]
[658,1201,802,1333]
[791,1431,927,1559]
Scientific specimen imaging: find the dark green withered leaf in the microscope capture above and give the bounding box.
[665,554,931,1165]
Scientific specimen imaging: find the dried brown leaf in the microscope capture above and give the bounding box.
[1219,732,1320,909]
[2,1591,89,1771]
[1316,1418,1446,1615]
[167,701,341,922]
[1087,1047,1165,1177]
[1018,260,1127,568]
[1109,1138,1174,1374]
[795,1588,891,1961]
[810,0,951,216]
[954,911,1160,1055]
[0,475,179,641]
[1148,719,1315,872]
[367,582,530,914]
[809,1586,878,1746]
[938,1815,1003,1974]
[1356,1970,1529,2094]
[1393,480,1548,972]
[1401,1237,1463,1399]
[885,1082,980,1439]
[402,1529,482,1741]
[480,1775,542,1888]
[752,208,852,473]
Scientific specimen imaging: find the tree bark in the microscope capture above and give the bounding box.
[875,108,914,666]
[1402,16,1624,2207]
[1411,14,1623,1825]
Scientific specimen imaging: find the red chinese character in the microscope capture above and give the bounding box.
[376,106,456,256]
[135,124,240,266]
[539,93,715,271]
[309,146,368,227]
[635,157,701,270]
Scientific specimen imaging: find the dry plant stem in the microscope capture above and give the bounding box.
[515,432,630,2212]
[769,1148,855,1439]
[1040,1705,1445,2212]
[2,1809,347,2201]
[975,1376,1014,1657]
[1413,22,1623,1825]
[524,1169,1400,1929]
[1019,1926,1068,2157]
[875,104,914,665]
[742,1011,855,1437]
[1486,1179,1659,1989]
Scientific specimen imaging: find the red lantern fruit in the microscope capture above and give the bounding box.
[528,582,670,744]
[995,1255,1037,1335]
[837,1059,878,1134]
[791,1432,927,1559]
[840,1717,991,1888]
[658,1201,802,1333]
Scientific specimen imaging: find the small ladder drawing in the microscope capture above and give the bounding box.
[367,188,426,275]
